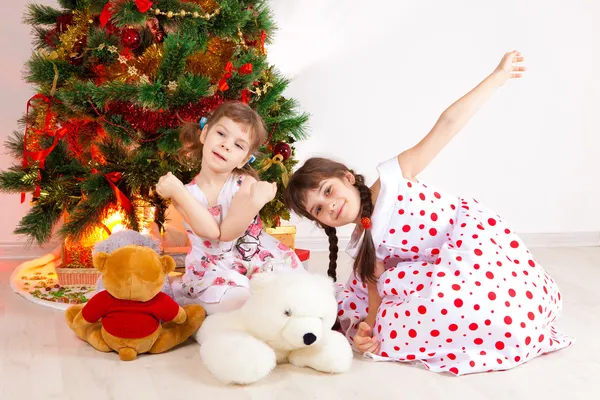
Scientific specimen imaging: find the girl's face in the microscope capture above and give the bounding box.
[200,117,253,173]
[302,172,362,228]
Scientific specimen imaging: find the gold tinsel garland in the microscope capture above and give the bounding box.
[29,108,58,150]
[55,9,90,61]
[185,37,236,83]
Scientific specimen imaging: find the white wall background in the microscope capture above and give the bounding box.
[266,0,600,246]
[1,0,599,250]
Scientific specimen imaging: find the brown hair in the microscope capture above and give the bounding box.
[177,101,267,178]
[284,158,376,283]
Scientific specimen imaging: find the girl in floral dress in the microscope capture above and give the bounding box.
[156,102,301,314]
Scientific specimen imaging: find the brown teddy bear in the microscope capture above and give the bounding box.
[65,245,205,361]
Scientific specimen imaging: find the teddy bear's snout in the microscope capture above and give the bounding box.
[303,333,317,345]
[280,316,324,348]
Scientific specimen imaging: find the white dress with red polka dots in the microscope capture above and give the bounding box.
[179,173,302,305]
[337,156,573,375]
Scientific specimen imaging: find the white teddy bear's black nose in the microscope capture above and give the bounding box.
[303,333,317,345]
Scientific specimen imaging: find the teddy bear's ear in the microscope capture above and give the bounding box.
[92,252,109,273]
[160,255,176,274]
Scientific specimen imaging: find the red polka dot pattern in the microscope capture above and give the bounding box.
[335,158,573,376]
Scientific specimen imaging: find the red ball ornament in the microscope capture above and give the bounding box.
[272,142,291,161]
[121,28,141,49]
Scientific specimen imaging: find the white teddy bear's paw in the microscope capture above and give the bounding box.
[200,332,277,385]
[289,330,353,374]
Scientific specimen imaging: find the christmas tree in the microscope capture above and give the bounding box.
[0,0,308,258]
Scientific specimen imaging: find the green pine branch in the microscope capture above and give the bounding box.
[156,33,199,84]
[4,131,25,159]
[15,202,63,245]
[60,174,121,240]
[138,82,170,110]
[98,116,137,145]
[26,55,80,91]
[0,168,31,193]
[24,4,64,26]
[57,1,81,10]
[169,74,211,108]
[156,127,181,154]
[86,28,120,64]
[88,81,141,108]
[31,26,54,50]
[209,0,253,37]
[108,0,148,28]
[241,0,277,40]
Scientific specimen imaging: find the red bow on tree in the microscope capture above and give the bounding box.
[105,172,133,213]
[218,62,254,92]
[20,94,69,203]
[260,30,267,54]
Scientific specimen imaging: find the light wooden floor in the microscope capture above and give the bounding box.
[1,247,599,400]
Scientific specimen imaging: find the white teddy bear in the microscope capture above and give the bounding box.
[195,270,353,385]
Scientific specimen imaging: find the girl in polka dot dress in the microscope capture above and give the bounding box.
[284,51,573,375]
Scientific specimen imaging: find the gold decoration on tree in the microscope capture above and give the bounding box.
[258,154,290,187]
[182,0,220,13]
[20,167,40,186]
[151,6,220,20]
[103,44,164,83]
[134,44,164,77]
[27,108,58,151]
[167,81,178,91]
[55,9,90,60]
[185,37,236,83]
[23,99,59,154]
[249,82,273,98]
[237,27,249,51]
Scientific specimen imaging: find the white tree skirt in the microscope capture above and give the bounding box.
[9,247,95,311]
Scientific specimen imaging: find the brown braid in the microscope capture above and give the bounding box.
[323,226,339,281]
[352,175,377,283]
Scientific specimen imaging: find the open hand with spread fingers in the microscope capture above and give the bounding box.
[493,50,526,85]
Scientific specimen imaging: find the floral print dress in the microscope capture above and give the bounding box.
[180,173,302,305]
